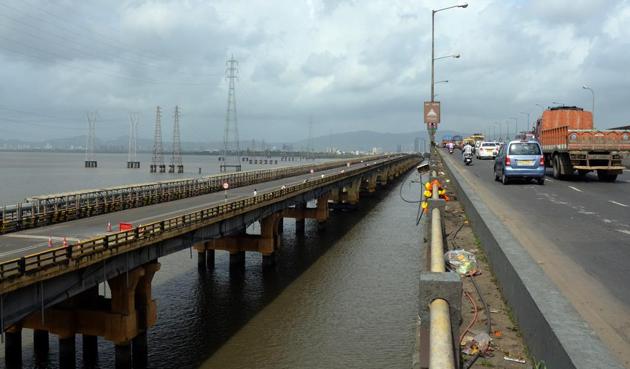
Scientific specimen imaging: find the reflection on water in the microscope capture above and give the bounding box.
[1,164,421,369]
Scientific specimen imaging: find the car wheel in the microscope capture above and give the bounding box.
[537,177,545,185]
[502,173,509,185]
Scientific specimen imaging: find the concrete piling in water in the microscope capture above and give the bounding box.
[5,327,22,369]
[59,335,76,369]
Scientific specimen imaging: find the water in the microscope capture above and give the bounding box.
[0,152,422,369]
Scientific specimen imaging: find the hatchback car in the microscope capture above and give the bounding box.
[494,140,545,185]
[477,142,499,159]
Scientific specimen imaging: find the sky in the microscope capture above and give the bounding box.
[0,0,629,143]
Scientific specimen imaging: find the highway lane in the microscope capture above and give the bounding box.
[442,151,630,367]
[0,157,393,261]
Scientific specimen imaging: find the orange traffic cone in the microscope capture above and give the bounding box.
[107,221,112,232]
[63,237,68,247]
[48,236,53,248]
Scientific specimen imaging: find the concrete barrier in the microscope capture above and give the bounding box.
[438,150,624,369]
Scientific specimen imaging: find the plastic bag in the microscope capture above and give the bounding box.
[444,249,478,275]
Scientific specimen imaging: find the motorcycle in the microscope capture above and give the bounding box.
[464,153,473,166]
[448,147,454,154]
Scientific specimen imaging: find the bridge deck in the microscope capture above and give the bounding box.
[0,157,391,262]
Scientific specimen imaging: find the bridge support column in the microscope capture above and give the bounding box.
[340,179,361,206]
[5,326,22,369]
[230,251,246,266]
[199,213,282,267]
[277,218,284,234]
[194,242,215,269]
[114,341,131,369]
[282,193,329,231]
[20,262,160,369]
[34,329,49,359]
[132,332,148,368]
[82,335,98,365]
[295,202,306,234]
[59,335,76,369]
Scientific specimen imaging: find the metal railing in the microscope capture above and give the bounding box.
[0,155,392,234]
[0,156,419,293]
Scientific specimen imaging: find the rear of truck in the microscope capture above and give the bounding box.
[536,107,630,181]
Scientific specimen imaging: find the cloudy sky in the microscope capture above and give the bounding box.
[0,0,629,143]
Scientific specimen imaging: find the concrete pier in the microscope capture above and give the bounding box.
[34,329,49,359]
[114,342,131,369]
[83,335,98,365]
[59,335,76,369]
[5,328,22,369]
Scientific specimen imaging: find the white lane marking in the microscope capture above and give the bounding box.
[568,186,583,192]
[608,200,629,208]
[545,178,554,182]
[617,229,630,235]
[4,234,81,242]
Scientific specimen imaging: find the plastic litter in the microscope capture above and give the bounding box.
[444,249,478,275]
[462,332,491,356]
[503,356,526,364]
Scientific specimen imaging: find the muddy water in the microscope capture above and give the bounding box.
[1,153,422,369]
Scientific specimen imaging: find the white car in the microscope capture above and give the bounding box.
[477,142,499,159]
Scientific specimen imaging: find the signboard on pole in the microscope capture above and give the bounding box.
[424,101,441,125]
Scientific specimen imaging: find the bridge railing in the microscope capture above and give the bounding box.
[0,155,391,234]
[0,156,419,292]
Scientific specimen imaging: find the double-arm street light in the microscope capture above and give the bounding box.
[505,120,511,141]
[431,4,467,102]
[582,85,595,126]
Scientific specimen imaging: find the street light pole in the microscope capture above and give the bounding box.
[505,120,510,141]
[431,4,467,102]
[582,85,595,127]
[520,112,530,131]
[509,117,518,137]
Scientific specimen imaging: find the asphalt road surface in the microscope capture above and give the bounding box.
[442,150,630,368]
[0,157,392,262]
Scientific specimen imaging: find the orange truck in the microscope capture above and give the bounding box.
[535,106,630,181]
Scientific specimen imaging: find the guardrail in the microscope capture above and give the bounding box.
[0,155,391,234]
[416,149,462,369]
[0,155,419,293]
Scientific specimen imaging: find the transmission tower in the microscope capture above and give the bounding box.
[220,55,242,172]
[84,112,97,168]
[170,105,184,173]
[127,112,140,168]
[151,106,166,173]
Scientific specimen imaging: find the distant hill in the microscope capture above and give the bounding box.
[0,129,465,153]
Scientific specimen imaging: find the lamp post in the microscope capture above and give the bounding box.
[505,120,511,141]
[582,85,595,127]
[509,117,518,137]
[494,122,501,142]
[431,4,467,102]
[519,112,530,131]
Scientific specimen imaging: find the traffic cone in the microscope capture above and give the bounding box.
[63,237,68,247]
[107,221,112,232]
[48,236,53,248]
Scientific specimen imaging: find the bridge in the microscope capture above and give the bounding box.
[0,154,420,369]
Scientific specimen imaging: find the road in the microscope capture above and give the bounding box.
[442,150,630,368]
[0,157,390,262]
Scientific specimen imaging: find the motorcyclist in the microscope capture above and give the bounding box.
[446,142,454,152]
[462,142,473,161]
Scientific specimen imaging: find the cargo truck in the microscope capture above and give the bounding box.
[535,106,630,182]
